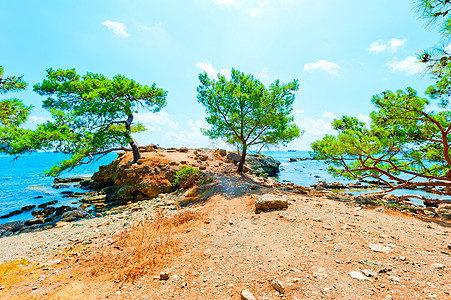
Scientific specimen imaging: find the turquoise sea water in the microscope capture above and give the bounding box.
[0,150,449,224]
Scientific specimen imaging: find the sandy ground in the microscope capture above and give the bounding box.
[1,149,451,299]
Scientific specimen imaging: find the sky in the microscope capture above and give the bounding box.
[0,0,444,150]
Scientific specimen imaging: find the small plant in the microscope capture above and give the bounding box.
[173,166,211,189]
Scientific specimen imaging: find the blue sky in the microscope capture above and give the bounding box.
[0,0,443,150]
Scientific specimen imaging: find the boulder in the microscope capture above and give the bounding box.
[219,149,227,157]
[178,147,189,153]
[227,152,241,162]
[437,208,451,220]
[62,208,87,220]
[255,194,288,212]
[245,154,281,177]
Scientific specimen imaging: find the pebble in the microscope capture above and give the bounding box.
[349,271,371,281]
[362,269,378,277]
[432,263,445,270]
[389,276,400,282]
[271,279,285,294]
[159,271,170,280]
[241,289,257,300]
[369,243,393,253]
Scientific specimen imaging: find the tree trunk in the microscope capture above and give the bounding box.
[237,144,247,173]
[125,113,141,163]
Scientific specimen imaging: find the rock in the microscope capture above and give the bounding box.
[362,269,378,277]
[255,194,288,212]
[270,279,284,294]
[241,289,256,300]
[54,176,89,184]
[62,208,87,220]
[348,271,371,281]
[245,154,281,177]
[199,165,207,170]
[289,158,297,162]
[219,149,227,157]
[389,276,400,282]
[178,147,189,153]
[369,243,393,253]
[432,263,445,270]
[159,271,170,280]
[24,218,45,226]
[382,194,399,202]
[198,155,208,161]
[55,206,73,216]
[227,152,242,162]
[437,208,451,220]
[375,207,385,213]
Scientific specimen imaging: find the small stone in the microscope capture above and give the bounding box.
[375,207,385,213]
[432,263,445,270]
[385,296,393,300]
[370,243,393,253]
[377,268,390,274]
[159,271,170,280]
[312,217,322,222]
[348,271,371,281]
[178,147,189,153]
[241,289,257,300]
[389,276,400,282]
[270,279,285,294]
[362,269,378,277]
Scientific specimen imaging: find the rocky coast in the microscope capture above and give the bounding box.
[1,147,451,299]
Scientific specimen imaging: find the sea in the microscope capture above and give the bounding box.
[0,150,449,224]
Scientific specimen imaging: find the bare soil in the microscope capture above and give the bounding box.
[1,149,450,300]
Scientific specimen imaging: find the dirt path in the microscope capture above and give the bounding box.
[1,181,450,299]
[1,149,451,299]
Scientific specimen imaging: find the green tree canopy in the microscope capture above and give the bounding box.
[197,69,301,172]
[0,66,33,154]
[312,1,451,196]
[311,87,451,195]
[0,66,30,127]
[27,68,167,176]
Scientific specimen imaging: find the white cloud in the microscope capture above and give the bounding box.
[303,60,340,74]
[322,111,338,119]
[386,56,426,75]
[196,62,231,79]
[293,108,304,114]
[357,114,371,124]
[166,119,211,144]
[135,111,177,129]
[101,20,130,37]
[368,41,387,53]
[298,118,334,136]
[368,38,405,53]
[388,38,405,51]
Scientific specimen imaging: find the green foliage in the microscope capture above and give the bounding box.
[312,1,451,195]
[197,68,302,172]
[173,166,211,188]
[10,68,168,176]
[0,66,33,153]
[311,85,451,194]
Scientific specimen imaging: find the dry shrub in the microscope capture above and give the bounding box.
[86,208,201,282]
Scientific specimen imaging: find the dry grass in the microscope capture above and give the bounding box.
[85,208,202,283]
